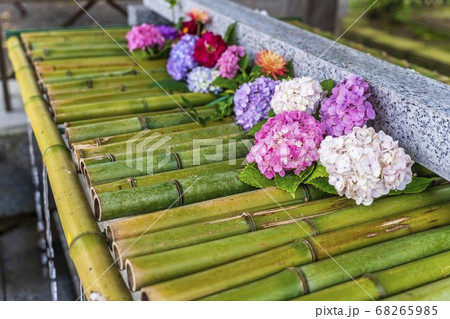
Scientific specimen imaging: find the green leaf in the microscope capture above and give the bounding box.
[211,77,238,90]
[149,78,189,92]
[181,96,206,125]
[320,79,336,97]
[224,22,237,45]
[285,59,295,78]
[249,64,263,80]
[239,162,276,188]
[205,95,229,107]
[303,163,338,195]
[268,109,276,118]
[238,54,249,72]
[274,165,315,197]
[306,176,338,195]
[165,0,178,9]
[389,177,435,195]
[247,120,267,136]
[181,95,193,108]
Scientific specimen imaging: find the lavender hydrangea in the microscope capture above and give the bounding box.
[320,74,376,137]
[234,76,279,131]
[186,66,222,94]
[166,34,198,80]
[156,25,178,41]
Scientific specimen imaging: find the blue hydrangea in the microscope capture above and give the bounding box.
[166,34,198,80]
[186,66,222,94]
[234,76,279,131]
[156,25,178,41]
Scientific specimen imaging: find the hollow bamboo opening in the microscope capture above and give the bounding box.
[106,225,114,242]
[141,291,150,301]
[93,193,102,221]
[112,243,125,270]
[126,260,137,292]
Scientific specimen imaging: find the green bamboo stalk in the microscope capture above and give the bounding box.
[105,186,326,241]
[383,277,450,301]
[112,196,355,269]
[49,82,155,101]
[71,117,233,147]
[45,74,165,95]
[76,122,244,157]
[84,136,249,185]
[53,88,168,108]
[30,47,126,61]
[94,169,255,221]
[94,158,246,193]
[42,68,166,85]
[292,251,450,301]
[130,202,450,297]
[20,27,129,39]
[67,108,219,144]
[142,224,450,301]
[54,93,216,123]
[36,57,167,73]
[30,40,128,50]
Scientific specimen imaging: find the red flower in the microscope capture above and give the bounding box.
[193,31,227,68]
[180,19,199,36]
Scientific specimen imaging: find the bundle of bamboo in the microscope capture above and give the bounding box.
[8,26,449,302]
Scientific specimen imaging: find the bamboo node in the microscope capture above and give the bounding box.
[172,180,184,207]
[301,184,311,202]
[87,79,93,89]
[241,212,256,232]
[127,177,137,188]
[303,218,319,236]
[94,137,102,147]
[362,273,387,299]
[288,267,309,295]
[105,153,116,162]
[301,238,317,263]
[171,151,183,170]
[138,116,148,131]
[141,98,149,113]
[119,84,126,92]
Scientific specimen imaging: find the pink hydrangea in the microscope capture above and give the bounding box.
[319,74,375,137]
[216,45,245,79]
[126,24,165,52]
[247,110,324,179]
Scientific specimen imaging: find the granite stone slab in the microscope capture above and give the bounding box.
[135,0,450,179]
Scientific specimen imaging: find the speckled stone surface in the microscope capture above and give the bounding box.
[137,0,450,179]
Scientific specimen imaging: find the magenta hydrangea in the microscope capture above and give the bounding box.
[247,110,324,179]
[234,76,279,131]
[216,45,245,79]
[126,23,165,52]
[319,74,375,137]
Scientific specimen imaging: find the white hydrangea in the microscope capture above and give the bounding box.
[270,77,323,115]
[319,126,414,206]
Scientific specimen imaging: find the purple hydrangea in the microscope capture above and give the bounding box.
[166,34,198,80]
[234,76,279,131]
[319,74,375,137]
[157,25,178,41]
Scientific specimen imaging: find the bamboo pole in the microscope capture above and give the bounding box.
[105,186,326,242]
[54,93,216,123]
[142,224,450,301]
[84,137,249,185]
[94,170,255,221]
[131,203,450,297]
[29,46,126,61]
[383,277,450,301]
[71,117,233,147]
[7,36,131,300]
[76,122,244,157]
[292,251,450,301]
[20,27,129,39]
[112,196,355,269]
[94,158,246,194]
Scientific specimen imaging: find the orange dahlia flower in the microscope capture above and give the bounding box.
[255,49,289,80]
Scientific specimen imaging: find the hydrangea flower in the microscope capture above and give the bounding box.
[255,49,289,80]
[126,24,165,52]
[166,34,198,80]
[216,45,245,79]
[156,25,178,41]
[270,77,323,115]
[320,74,376,137]
[193,31,227,68]
[234,76,279,131]
[186,66,221,94]
[319,126,414,206]
[247,110,324,179]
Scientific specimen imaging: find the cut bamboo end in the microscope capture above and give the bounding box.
[106,225,115,242]
[93,192,102,221]
[141,291,150,301]
[125,260,138,292]
[112,242,125,270]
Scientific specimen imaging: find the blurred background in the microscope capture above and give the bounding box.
[0,0,448,301]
